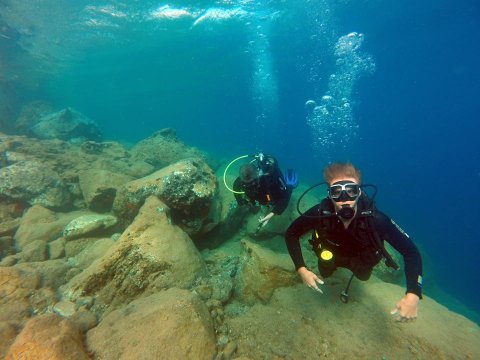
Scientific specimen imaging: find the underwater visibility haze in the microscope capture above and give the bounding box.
[1,0,480,356]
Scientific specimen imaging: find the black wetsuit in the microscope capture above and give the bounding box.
[285,197,423,297]
[233,155,292,215]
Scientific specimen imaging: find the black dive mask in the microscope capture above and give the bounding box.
[337,205,355,219]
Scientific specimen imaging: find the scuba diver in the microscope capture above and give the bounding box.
[285,162,423,322]
[231,153,298,229]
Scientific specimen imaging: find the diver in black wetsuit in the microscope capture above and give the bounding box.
[285,162,423,322]
[233,153,295,228]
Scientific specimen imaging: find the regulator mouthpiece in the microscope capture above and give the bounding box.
[337,205,355,219]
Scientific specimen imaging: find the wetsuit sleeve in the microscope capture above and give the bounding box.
[233,177,248,206]
[375,211,423,298]
[285,205,320,270]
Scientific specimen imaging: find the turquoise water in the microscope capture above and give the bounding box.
[1,0,479,321]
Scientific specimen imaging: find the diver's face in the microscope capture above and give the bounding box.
[328,177,361,212]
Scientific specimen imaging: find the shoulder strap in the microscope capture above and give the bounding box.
[356,195,400,270]
[319,197,334,214]
[316,198,335,232]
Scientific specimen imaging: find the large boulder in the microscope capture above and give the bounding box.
[30,107,101,141]
[0,161,71,209]
[87,288,216,360]
[0,134,155,213]
[113,158,217,235]
[13,101,54,134]
[0,267,40,325]
[18,240,48,263]
[234,239,299,305]
[194,165,250,249]
[14,206,87,251]
[15,260,71,289]
[0,322,17,359]
[78,169,133,212]
[62,196,206,312]
[130,128,207,169]
[5,314,90,360]
[67,238,115,270]
[0,218,20,237]
[78,141,155,179]
[194,248,239,305]
[0,203,21,256]
[0,235,15,259]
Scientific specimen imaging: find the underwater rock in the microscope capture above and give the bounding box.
[18,240,48,263]
[86,288,216,360]
[0,235,15,259]
[48,237,66,259]
[15,260,71,289]
[196,249,240,305]
[0,160,71,210]
[0,133,154,209]
[194,166,250,249]
[0,255,17,267]
[62,196,206,313]
[79,169,132,212]
[29,287,58,316]
[195,271,234,305]
[63,214,117,240]
[234,239,298,305]
[0,267,40,325]
[77,141,155,179]
[131,128,207,169]
[0,201,24,219]
[30,107,102,142]
[0,322,17,359]
[69,309,98,333]
[53,300,76,317]
[13,101,55,135]
[14,206,87,251]
[79,140,128,156]
[0,203,23,244]
[64,237,101,259]
[68,238,115,270]
[5,314,90,360]
[113,158,217,235]
[222,341,238,359]
[0,218,20,237]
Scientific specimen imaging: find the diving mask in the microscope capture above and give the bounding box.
[328,181,360,202]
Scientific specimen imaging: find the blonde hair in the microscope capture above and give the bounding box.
[323,162,362,184]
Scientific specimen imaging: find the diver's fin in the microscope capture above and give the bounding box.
[285,168,299,189]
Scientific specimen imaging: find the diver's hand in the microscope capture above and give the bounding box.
[390,293,419,322]
[298,267,324,293]
[258,212,274,227]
